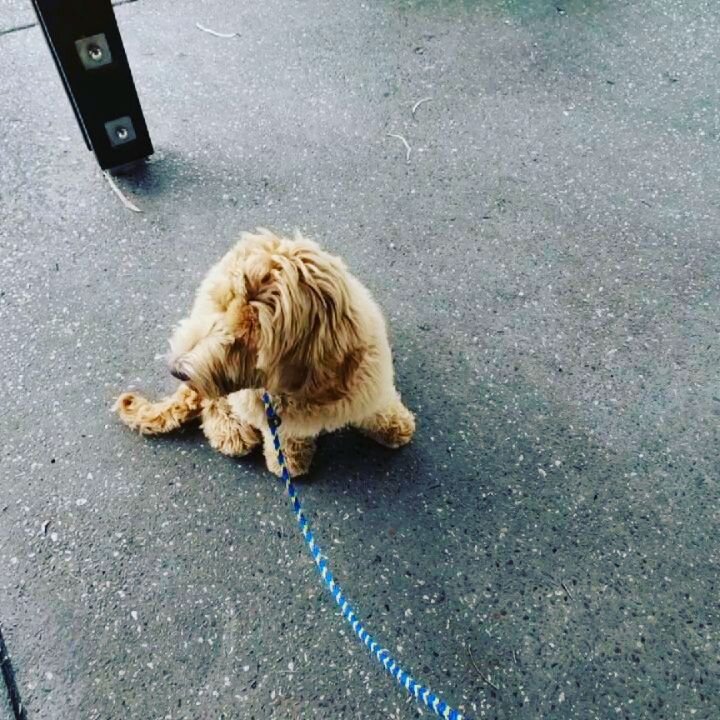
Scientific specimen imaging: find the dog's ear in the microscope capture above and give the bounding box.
[242,252,273,299]
[276,303,363,401]
[305,346,364,404]
[242,240,363,400]
[226,299,260,350]
[277,357,309,394]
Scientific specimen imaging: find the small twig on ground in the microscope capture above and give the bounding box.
[103,171,142,213]
[195,22,239,38]
[386,133,412,163]
[466,645,499,691]
[411,96,433,117]
[40,520,51,536]
[542,570,574,600]
[512,650,518,665]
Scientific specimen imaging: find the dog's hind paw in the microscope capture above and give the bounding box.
[356,397,416,449]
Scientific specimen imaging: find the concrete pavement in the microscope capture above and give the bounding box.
[1,0,718,718]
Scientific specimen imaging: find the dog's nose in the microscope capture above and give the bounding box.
[170,367,190,382]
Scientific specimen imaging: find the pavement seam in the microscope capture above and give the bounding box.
[0,23,37,38]
[0,0,141,38]
[0,624,27,720]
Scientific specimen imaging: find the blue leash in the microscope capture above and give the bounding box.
[262,393,471,720]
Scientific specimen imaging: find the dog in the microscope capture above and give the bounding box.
[114,229,415,476]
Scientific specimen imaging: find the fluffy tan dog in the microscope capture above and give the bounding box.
[114,229,415,476]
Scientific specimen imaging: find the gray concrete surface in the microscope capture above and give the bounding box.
[0,0,38,35]
[0,692,10,720]
[1,0,719,718]
[0,0,133,35]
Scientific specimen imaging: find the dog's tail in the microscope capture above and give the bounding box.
[113,384,203,435]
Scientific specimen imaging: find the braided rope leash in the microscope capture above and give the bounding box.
[262,393,471,720]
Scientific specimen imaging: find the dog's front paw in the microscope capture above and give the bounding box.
[207,428,260,457]
[264,436,316,478]
[113,392,147,429]
[113,385,202,435]
[202,402,261,457]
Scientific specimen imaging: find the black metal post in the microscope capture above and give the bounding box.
[31,0,153,170]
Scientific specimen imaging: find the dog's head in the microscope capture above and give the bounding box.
[167,229,361,400]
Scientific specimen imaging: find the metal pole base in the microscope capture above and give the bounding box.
[32,0,154,170]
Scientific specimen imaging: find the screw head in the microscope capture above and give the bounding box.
[87,44,104,62]
[115,126,129,140]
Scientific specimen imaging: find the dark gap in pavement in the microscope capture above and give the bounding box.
[0,624,27,720]
[0,0,140,37]
[0,23,36,38]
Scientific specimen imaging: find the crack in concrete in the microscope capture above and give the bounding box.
[0,624,26,720]
[0,0,140,38]
[0,23,37,38]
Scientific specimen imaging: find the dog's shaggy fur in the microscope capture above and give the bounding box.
[114,229,415,476]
